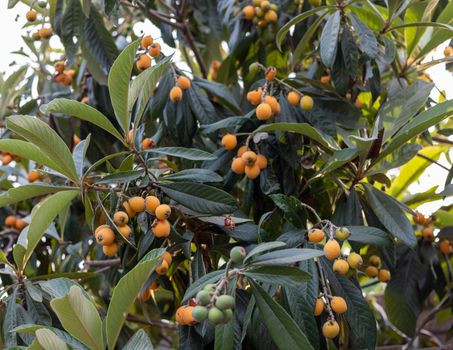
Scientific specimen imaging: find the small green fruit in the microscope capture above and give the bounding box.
[192,306,208,322]
[249,63,260,76]
[216,294,235,310]
[223,309,233,323]
[203,284,216,293]
[308,0,321,6]
[230,246,246,264]
[196,290,211,306]
[335,227,350,241]
[38,0,47,7]
[208,307,225,325]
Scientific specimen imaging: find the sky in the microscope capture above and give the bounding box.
[1,2,452,215]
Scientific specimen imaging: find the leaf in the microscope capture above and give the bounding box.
[250,281,314,350]
[19,190,79,270]
[42,99,124,142]
[320,12,341,67]
[346,226,392,246]
[95,170,144,184]
[3,287,18,347]
[248,248,324,267]
[123,329,154,350]
[161,169,223,183]
[276,6,334,50]
[244,242,287,263]
[363,184,415,247]
[108,39,140,133]
[6,115,78,180]
[182,270,224,303]
[320,148,360,174]
[35,329,69,350]
[38,278,91,299]
[59,0,82,64]
[0,183,72,207]
[269,194,307,229]
[366,143,422,176]
[188,83,219,125]
[106,249,164,349]
[50,286,104,350]
[146,147,217,161]
[200,116,248,135]
[388,21,453,32]
[379,80,433,141]
[255,122,338,150]
[376,100,453,161]
[244,266,310,288]
[348,14,378,59]
[73,135,90,177]
[157,182,238,215]
[192,78,241,115]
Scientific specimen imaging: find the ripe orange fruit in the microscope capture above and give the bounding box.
[145,195,160,213]
[264,10,278,22]
[73,134,81,144]
[2,154,12,165]
[241,150,257,166]
[412,210,424,224]
[169,86,183,103]
[5,215,16,227]
[256,154,268,170]
[156,260,169,275]
[422,226,434,241]
[320,75,330,84]
[324,239,341,260]
[141,35,153,49]
[265,66,276,80]
[123,201,136,218]
[148,43,161,58]
[365,266,378,278]
[287,91,300,106]
[95,226,115,245]
[32,31,41,41]
[314,297,324,316]
[444,46,453,57]
[54,61,65,73]
[138,288,151,302]
[162,251,172,265]
[38,27,53,39]
[113,211,128,227]
[231,157,246,174]
[331,296,347,314]
[221,134,237,150]
[26,10,37,22]
[322,320,340,338]
[308,229,324,243]
[440,239,453,255]
[300,95,314,110]
[347,252,363,269]
[378,269,391,282]
[245,163,261,179]
[142,138,154,150]
[369,255,381,268]
[333,259,349,275]
[237,145,248,157]
[181,305,197,325]
[103,243,118,257]
[81,96,89,104]
[27,171,41,182]
[118,225,132,239]
[155,204,171,220]
[256,103,273,120]
[177,76,191,90]
[152,219,171,238]
[264,95,279,115]
[136,54,151,70]
[247,88,263,106]
[15,219,27,231]
[243,5,255,20]
[128,196,146,213]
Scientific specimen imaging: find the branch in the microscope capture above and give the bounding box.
[416,153,449,171]
[126,314,178,330]
[84,259,121,267]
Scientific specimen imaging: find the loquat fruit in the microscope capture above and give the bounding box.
[95,226,115,246]
[54,61,65,73]
[256,154,268,170]
[95,224,110,235]
[347,252,363,269]
[246,88,262,106]
[265,66,276,80]
[422,226,434,241]
[177,76,191,90]
[365,266,378,278]
[103,243,118,257]
[192,305,208,322]
[113,211,129,227]
[322,320,340,339]
[208,307,225,325]
[152,219,171,238]
[26,10,37,22]
[148,43,161,58]
[123,201,136,218]
[314,297,324,316]
[309,0,321,5]
[264,10,278,22]
[444,46,453,57]
[156,260,169,275]
[181,306,197,325]
[378,269,391,282]
[324,239,341,260]
[2,154,12,165]
[256,103,273,120]
[32,31,41,41]
[142,138,154,150]
[333,259,349,275]
[136,54,151,70]
[118,225,132,239]
[369,255,381,268]
[241,150,257,166]
[243,5,255,20]
[237,145,248,157]
[169,86,183,103]
[308,228,324,243]
[221,134,237,150]
[300,95,314,110]
[128,196,146,213]
[335,227,350,241]
[73,134,81,144]
[245,163,261,179]
[320,75,330,84]
[440,239,453,255]
[38,27,53,39]
[138,288,151,302]
[249,62,260,75]
[230,246,246,263]
[264,95,279,115]
[145,195,160,213]
[162,251,172,265]
[196,290,211,306]
[287,91,301,106]
[141,35,153,49]
[15,219,27,231]
[81,96,89,104]
[27,170,41,182]
[216,295,235,310]
[5,215,16,227]
[155,204,171,220]
[231,157,246,174]
[331,296,347,314]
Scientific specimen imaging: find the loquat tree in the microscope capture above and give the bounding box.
[0,0,453,349]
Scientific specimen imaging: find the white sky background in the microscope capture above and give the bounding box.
[0,2,452,215]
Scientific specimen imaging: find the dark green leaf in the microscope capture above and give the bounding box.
[348,14,378,59]
[244,266,310,287]
[248,248,324,266]
[146,147,216,161]
[161,169,223,183]
[320,12,341,67]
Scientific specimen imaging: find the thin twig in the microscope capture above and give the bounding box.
[416,153,449,171]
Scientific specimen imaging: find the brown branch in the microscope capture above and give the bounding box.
[126,314,178,330]
[433,135,453,145]
[84,259,121,267]
[416,153,449,171]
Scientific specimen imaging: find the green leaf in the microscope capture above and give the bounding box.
[255,123,338,150]
[320,148,360,174]
[270,194,307,229]
[366,143,422,176]
[379,80,433,141]
[244,241,287,263]
[244,266,310,287]
[250,281,314,350]
[106,249,164,349]
[123,329,154,350]
[320,12,341,67]
[346,226,392,246]
[19,190,79,270]
[50,286,104,350]
[146,147,217,161]
[129,55,172,125]
[376,100,453,161]
[248,248,324,266]
[0,66,27,118]
[95,170,144,184]
[0,183,73,207]
[388,21,453,32]
[276,6,334,50]
[6,115,78,180]
[161,169,223,183]
[200,116,248,134]
[35,329,69,350]
[348,14,378,59]
[157,182,238,215]
[108,39,140,133]
[192,78,242,115]
[363,184,415,247]
[182,270,224,303]
[42,99,124,142]
[38,278,91,299]
[188,83,219,125]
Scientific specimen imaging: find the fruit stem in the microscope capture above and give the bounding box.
[315,258,335,321]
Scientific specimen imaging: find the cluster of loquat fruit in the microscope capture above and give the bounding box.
[0,151,20,166]
[136,35,162,71]
[247,65,314,121]
[25,2,53,41]
[209,60,221,81]
[169,75,191,103]
[53,61,76,87]
[222,134,268,179]
[4,215,28,232]
[413,211,453,255]
[242,0,279,28]
[176,247,245,326]
[94,195,172,257]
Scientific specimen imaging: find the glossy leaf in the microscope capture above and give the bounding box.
[123,329,154,350]
[244,266,310,287]
[248,248,324,266]
[146,147,217,161]
[320,12,341,67]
